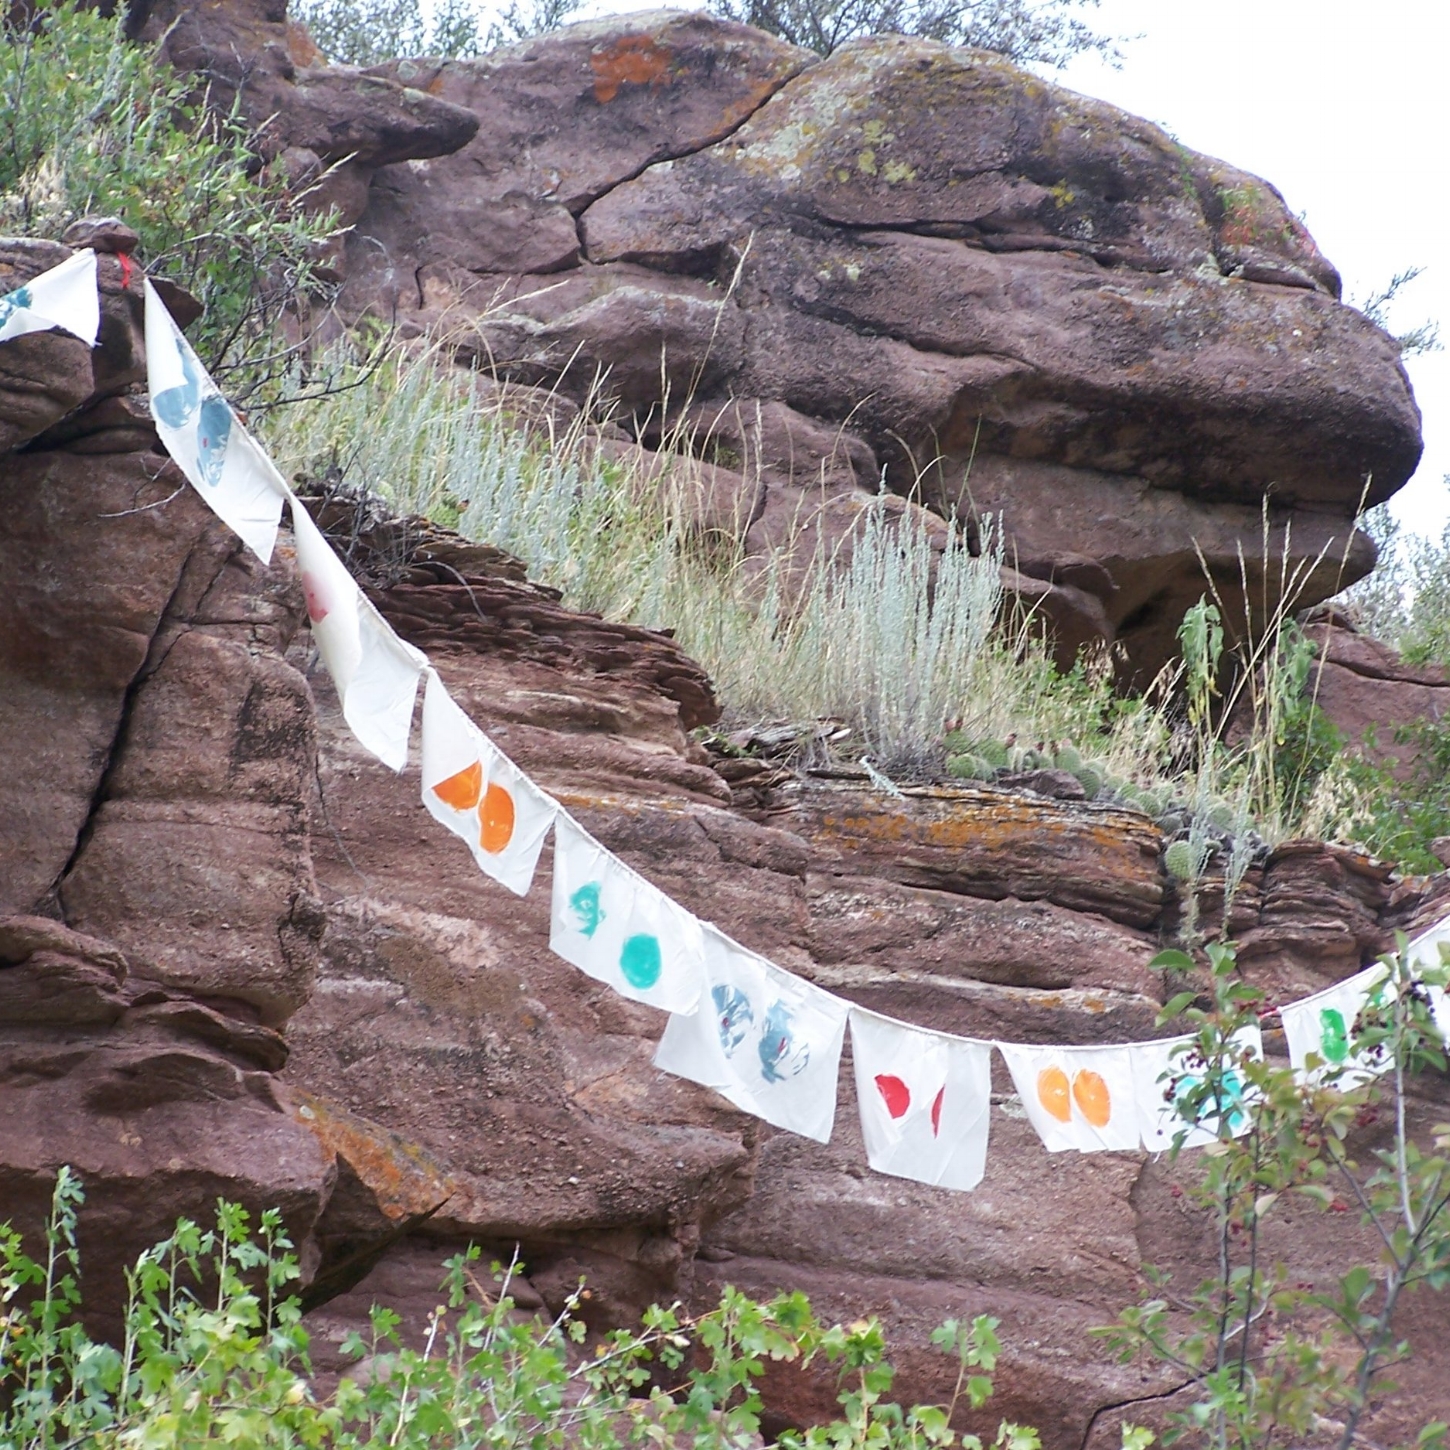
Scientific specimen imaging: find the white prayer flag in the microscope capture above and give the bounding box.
[653,928,849,1142]
[849,1009,993,1190]
[1404,916,1450,1044]
[0,248,99,346]
[997,1040,1140,1153]
[290,496,425,772]
[419,669,556,896]
[1134,1025,1264,1153]
[550,814,706,1014]
[1279,963,1392,1087]
[144,279,286,563]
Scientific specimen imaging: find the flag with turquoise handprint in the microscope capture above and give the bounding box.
[549,815,706,1014]
[1135,1025,1263,1152]
[0,249,98,345]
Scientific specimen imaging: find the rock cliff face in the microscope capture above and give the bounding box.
[3,230,1448,1443]
[1,7,1446,1442]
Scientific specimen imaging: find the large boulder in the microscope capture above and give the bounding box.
[337,13,1418,681]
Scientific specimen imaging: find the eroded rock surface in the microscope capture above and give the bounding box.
[321,12,1420,680]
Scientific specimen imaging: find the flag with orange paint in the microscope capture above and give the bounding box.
[1133,1025,1263,1153]
[550,814,706,1014]
[849,1009,993,1190]
[0,248,99,346]
[419,669,557,896]
[997,1040,1139,1153]
[290,496,426,771]
[653,927,849,1143]
[145,279,287,564]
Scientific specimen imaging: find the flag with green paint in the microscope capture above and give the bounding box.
[549,814,706,1014]
[1280,962,1392,1086]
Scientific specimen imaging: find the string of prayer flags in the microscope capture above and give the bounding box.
[143,279,287,564]
[550,814,707,1014]
[1279,963,1393,1087]
[653,928,849,1143]
[0,248,99,346]
[1134,1025,1264,1153]
[290,496,425,771]
[848,1010,994,1190]
[997,1040,1140,1153]
[420,669,556,896]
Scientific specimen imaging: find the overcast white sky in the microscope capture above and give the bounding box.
[449,0,1449,535]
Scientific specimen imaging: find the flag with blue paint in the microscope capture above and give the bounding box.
[653,927,849,1142]
[290,495,425,772]
[549,814,706,1014]
[144,279,286,563]
[849,1009,993,1190]
[1134,1024,1263,1153]
[419,668,557,896]
[0,248,99,346]
[1279,962,1392,1087]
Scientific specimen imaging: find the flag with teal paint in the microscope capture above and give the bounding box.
[849,1009,993,1190]
[653,926,849,1142]
[290,495,425,772]
[0,248,99,346]
[419,668,556,895]
[549,815,706,1014]
[144,279,286,563]
[1280,963,1392,1086]
[1134,1024,1263,1152]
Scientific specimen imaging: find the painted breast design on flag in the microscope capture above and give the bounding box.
[848,1010,993,1190]
[290,496,425,772]
[1134,1025,1264,1153]
[550,814,705,1014]
[997,1040,1139,1153]
[1279,963,1393,1086]
[144,279,285,563]
[653,927,849,1142]
[0,248,99,346]
[419,669,556,896]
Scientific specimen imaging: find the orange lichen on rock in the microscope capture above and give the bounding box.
[590,36,674,104]
[293,1092,455,1222]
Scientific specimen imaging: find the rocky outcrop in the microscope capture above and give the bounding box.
[0,32,1442,1442]
[310,11,1421,681]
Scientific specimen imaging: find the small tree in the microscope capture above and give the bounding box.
[1101,938,1450,1450]
[706,0,1120,63]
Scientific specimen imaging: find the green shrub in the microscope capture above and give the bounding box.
[0,2,336,393]
[0,1173,1051,1450]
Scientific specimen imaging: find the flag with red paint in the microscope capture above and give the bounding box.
[419,669,557,896]
[653,927,849,1143]
[550,814,706,1014]
[0,248,99,346]
[997,1040,1139,1153]
[848,1009,992,1191]
[144,279,286,563]
[290,496,425,771]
